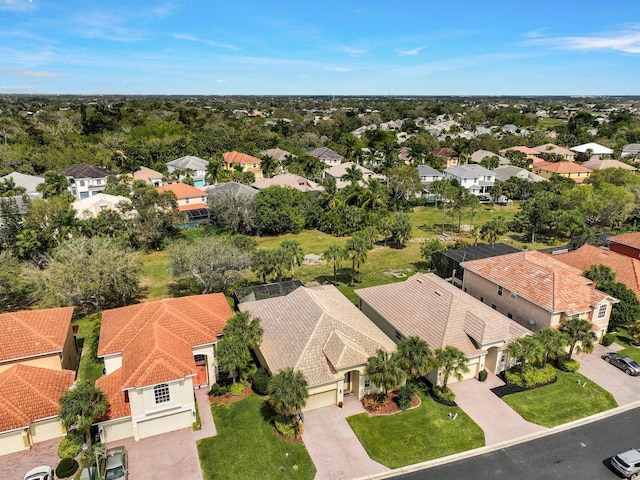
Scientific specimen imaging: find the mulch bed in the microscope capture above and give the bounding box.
[272,426,304,444]
[364,391,421,416]
[208,386,253,403]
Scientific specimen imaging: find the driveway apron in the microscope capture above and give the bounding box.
[302,396,389,480]
[449,372,547,445]
[1,438,59,480]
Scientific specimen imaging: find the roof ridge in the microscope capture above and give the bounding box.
[293,289,325,374]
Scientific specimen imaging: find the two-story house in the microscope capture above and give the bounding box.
[444,164,495,195]
[308,147,344,166]
[156,183,209,223]
[461,251,618,341]
[222,151,263,179]
[166,156,209,186]
[95,294,233,443]
[59,164,109,200]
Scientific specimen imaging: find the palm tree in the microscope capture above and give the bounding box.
[224,311,264,348]
[559,317,597,360]
[268,368,309,421]
[251,249,271,283]
[280,240,304,279]
[508,336,543,370]
[260,154,280,178]
[206,156,223,185]
[217,311,263,384]
[343,164,363,186]
[434,346,469,389]
[346,232,369,286]
[322,244,345,286]
[396,336,433,380]
[480,215,509,247]
[583,264,616,288]
[533,328,567,367]
[367,349,405,399]
[360,178,389,211]
[59,382,107,451]
[0,177,26,197]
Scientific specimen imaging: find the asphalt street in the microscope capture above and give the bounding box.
[396,406,640,480]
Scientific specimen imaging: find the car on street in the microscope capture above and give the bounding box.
[104,446,128,480]
[602,352,640,376]
[611,448,640,478]
[23,465,54,480]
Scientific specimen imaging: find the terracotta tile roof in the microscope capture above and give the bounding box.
[156,183,205,199]
[0,307,74,363]
[96,369,130,421]
[609,232,640,250]
[177,202,208,212]
[461,251,610,315]
[534,161,592,174]
[499,146,540,156]
[356,273,529,357]
[239,285,395,387]
[551,245,640,299]
[223,151,261,165]
[0,365,74,431]
[431,147,457,158]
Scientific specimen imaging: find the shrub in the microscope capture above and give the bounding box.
[362,393,387,412]
[431,385,456,406]
[504,365,557,388]
[558,358,580,373]
[229,382,245,396]
[601,333,615,347]
[478,369,488,382]
[56,458,79,478]
[274,415,296,438]
[397,383,416,411]
[57,430,84,459]
[208,384,229,396]
[252,367,270,395]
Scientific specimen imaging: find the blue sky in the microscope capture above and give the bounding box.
[1,0,639,95]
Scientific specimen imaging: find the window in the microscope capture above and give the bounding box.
[498,286,503,296]
[507,313,513,319]
[79,180,86,187]
[154,384,170,404]
[598,304,607,319]
[480,297,484,303]
[364,378,371,389]
[185,198,190,204]
[395,330,403,340]
[491,304,497,310]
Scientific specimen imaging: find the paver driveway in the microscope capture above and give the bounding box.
[575,343,640,406]
[449,372,547,445]
[302,396,389,480]
[1,438,59,480]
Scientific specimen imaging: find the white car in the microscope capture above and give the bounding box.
[23,465,54,480]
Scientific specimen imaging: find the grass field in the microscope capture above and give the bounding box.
[537,118,568,129]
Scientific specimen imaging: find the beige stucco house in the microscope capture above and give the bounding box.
[96,294,232,443]
[72,193,132,220]
[355,273,530,386]
[239,285,397,411]
[461,251,618,340]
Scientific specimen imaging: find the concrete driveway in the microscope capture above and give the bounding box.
[1,438,59,480]
[449,372,547,446]
[575,343,640,406]
[302,396,389,480]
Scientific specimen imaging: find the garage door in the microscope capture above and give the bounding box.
[303,389,336,411]
[137,411,193,439]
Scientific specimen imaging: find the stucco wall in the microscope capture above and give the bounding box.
[0,429,29,455]
[61,326,78,371]
[0,354,62,374]
[100,418,134,444]
[29,417,66,443]
[192,344,216,384]
[103,354,122,375]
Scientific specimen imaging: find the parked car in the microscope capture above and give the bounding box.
[23,466,54,480]
[602,352,640,376]
[104,446,128,480]
[611,448,640,478]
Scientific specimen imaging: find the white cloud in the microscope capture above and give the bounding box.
[526,26,640,54]
[0,0,34,12]
[173,33,240,51]
[71,12,144,42]
[152,2,179,18]
[343,47,367,57]
[1,68,64,78]
[396,46,424,56]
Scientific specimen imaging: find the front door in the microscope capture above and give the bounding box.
[195,365,208,388]
[343,372,351,395]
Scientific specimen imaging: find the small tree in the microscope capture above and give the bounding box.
[420,239,445,270]
[583,264,616,288]
[559,317,597,360]
[508,336,543,370]
[280,240,304,279]
[268,368,309,422]
[434,346,469,389]
[480,216,509,247]
[59,382,107,451]
[395,336,432,380]
[216,312,263,384]
[322,244,345,286]
[366,349,405,398]
[533,328,567,367]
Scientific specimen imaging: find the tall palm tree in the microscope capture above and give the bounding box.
[367,349,405,399]
[280,240,304,279]
[216,335,251,384]
[396,336,433,380]
[360,178,389,211]
[268,368,309,421]
[434,346,469,389]
[559,317,597,359]
[322,244,345,286]
[346,232,369,285]
[260,154,280,178]
[508,336,543,370]
[533,328,567,367]
[343,164,363,186]
[206,156,223,185]
[59,382,107,451]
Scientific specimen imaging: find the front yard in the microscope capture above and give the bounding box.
[346,387,484,469]
[197,394,316,480]
[501,370,618,427]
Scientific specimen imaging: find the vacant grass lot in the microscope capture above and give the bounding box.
[198,394,315,480]
[501,370,618,427]
[346,388,484,469]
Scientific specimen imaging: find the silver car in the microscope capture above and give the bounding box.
[611,448,640,479]
[104,446,128,480]
[602,352,640,376]
[23,466,54,480]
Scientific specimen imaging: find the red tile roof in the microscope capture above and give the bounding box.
[461,251,610,315]
[0,365,74,431]
[95,369,130,421]
[535,161,592,174]
[0,307,74,363]
[609,232,640,250]
[431,147,457,158]
[177,202,208,212]
[156,183,204,199]
[551,245,640,299]
[499,146,541,156]
[223,151,261,164]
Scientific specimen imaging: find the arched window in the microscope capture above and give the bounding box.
[154,384,170,404]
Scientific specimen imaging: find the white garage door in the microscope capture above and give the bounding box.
[137,411,193,439]
[303,389,336,411]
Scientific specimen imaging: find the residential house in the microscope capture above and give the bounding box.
[72,193,132,220]
[239,285,397,411]
[581,158,637,172]
[309,147,344,166]
[493,165,546,183]
[431,147,459,168]
[252,173,323,193]
[96,294,233,443]
[0,307,78,454]
[461,251,618,340]
[59,164,109,200]
[355,273,530,386]
[323,162,385,189]
[166,156,209,186]
[222,151,263,179]
[204,181,258,199]
[533,143,576,161]
[259,148,295,162]
[621,143,640,159]
[470,150,510,166]
[608,232,640,260]
[551,245,640,300]
[156,183,210,224]
[0,172,44,198]
[128,166,164,187]
[570,142,613,158]
[533,161,592,183]
[444,164,495,195]
[499,146,542,167]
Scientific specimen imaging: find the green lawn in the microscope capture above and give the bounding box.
[613,329,640,363]
[346,388,484,469]
[198,394,315,480]
[140,251,171,301]
[501,370,617,427]
[72,315,104,383]
[537,118,568,129]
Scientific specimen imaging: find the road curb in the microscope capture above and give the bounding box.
[353,400,640,479]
